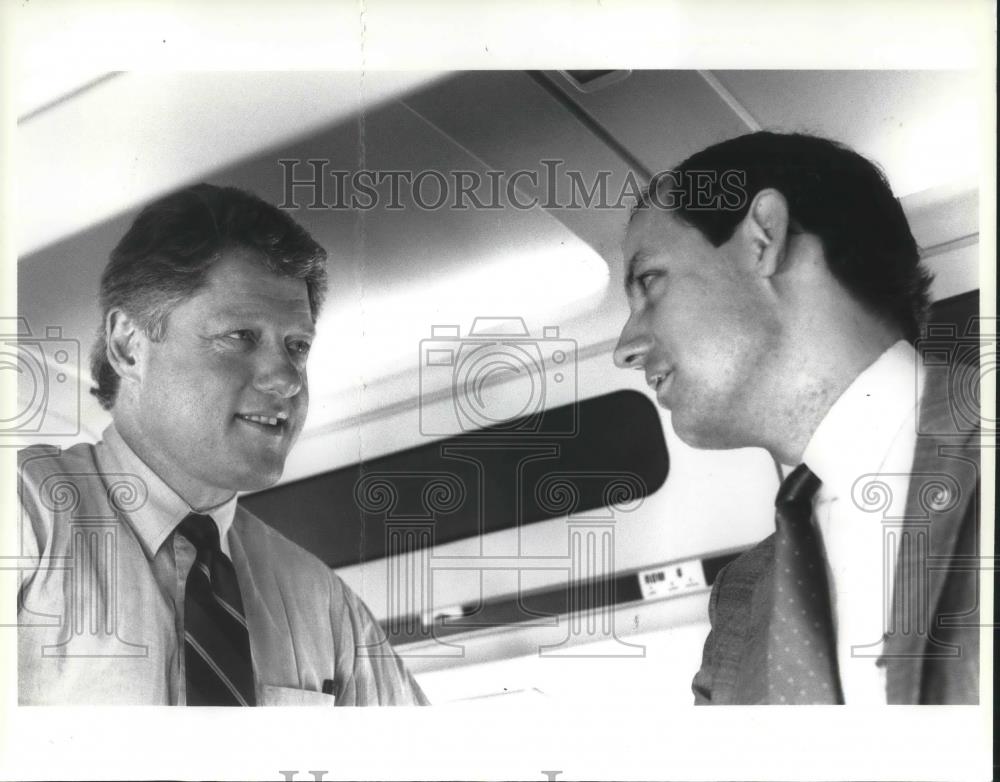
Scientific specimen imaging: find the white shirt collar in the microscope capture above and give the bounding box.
[96,423,238,558]
[802,340,924,501]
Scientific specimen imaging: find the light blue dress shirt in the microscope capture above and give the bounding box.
[17,425,427,705]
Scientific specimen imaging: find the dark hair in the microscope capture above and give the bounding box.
[90,183,329,410]
[637,131,932,342]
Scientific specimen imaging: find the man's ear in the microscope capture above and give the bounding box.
[739,188,790,278]
[105,308,147,385]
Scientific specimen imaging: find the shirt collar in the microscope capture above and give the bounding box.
[802,340,924,501]
[95,423,238,559]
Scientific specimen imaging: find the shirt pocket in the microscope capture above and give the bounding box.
[258,684,336,706]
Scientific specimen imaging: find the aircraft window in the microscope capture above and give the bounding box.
[242,389,669,568]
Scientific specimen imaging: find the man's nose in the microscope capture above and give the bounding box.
[253,347,304,398]
[613,316,650,370]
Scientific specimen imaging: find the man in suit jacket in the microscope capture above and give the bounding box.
[613,131,981,704]
[18,184,427,705]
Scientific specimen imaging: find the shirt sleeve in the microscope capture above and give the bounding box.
[329,573,430,706]
[15,449,46,598]
[16,495,42,600]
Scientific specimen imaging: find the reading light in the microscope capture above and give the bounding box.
[310,240,609,398]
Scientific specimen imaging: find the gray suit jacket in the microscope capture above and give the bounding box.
[692,359,981,704]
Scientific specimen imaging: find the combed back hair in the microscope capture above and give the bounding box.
[90,183,329,410]
[635,131,932,342]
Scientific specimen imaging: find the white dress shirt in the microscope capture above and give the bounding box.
[801,340,925,704]
[101,425,239,556]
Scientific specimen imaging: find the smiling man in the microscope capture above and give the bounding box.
[614,132,980,704]
[18,184,427,705]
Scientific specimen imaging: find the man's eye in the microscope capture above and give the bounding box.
[289,339,312,356]
[637,271,661,291]
[227,330,256,341]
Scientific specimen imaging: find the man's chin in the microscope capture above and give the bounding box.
[670,414,738,452]
[227,462,287,493]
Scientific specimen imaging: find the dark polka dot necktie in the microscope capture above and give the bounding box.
[766,464,843,704]
[177,513,257,706]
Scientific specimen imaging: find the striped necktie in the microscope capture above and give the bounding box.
[767,464,843,704]
[177,513,257,706]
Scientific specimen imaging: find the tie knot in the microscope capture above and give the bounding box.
[776,464,821,506]
[177,513,221,553]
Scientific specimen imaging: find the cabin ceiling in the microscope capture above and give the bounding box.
[18,69,982,452]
